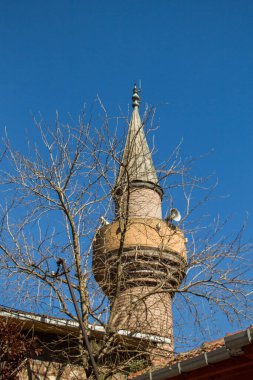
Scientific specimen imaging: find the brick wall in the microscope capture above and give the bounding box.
[110,286,173,342]
[116,187,162,219]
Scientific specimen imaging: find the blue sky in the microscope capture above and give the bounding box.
[0,0,252,234]
[0,0,253,340]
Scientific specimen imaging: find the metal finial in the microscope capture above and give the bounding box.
[132,83,140,109]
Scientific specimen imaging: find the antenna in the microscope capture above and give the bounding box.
[139,79,142,91]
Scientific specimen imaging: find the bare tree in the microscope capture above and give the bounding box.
[0,104,251,378]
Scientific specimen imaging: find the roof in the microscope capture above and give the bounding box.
[131,327,253,380]
[115,86,158,188]
[0,305,170,345]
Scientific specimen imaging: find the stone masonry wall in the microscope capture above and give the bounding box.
[19,359,86,380]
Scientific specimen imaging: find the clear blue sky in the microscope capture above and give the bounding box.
[0,0,252,333]
[0,0,252,235]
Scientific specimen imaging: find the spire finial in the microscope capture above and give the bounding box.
[132,83,140,109]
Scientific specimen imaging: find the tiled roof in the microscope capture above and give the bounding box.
[130,326,253,380]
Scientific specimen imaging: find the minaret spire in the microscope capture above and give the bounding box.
[115,84,162,197]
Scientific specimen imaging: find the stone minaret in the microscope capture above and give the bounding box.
[93,85,186,358]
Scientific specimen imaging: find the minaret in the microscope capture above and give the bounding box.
[93,85,186,360]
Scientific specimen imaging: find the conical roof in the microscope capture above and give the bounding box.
[116,86,158,188]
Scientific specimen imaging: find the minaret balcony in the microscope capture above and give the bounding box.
[93,218,187,296]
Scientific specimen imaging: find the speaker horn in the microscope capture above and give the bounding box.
[169,208,181,222]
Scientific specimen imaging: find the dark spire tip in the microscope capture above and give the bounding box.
[132,83,140,108]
